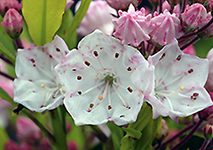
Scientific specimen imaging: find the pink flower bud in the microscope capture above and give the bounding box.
[38,138,51,150]
[16,116,42,143]
[204,124,213,139]
[207,0,213,12]
[181,3,212,32]
[0,0,21,16]
[155,119,169,140]
[106,0,138,11]
[1,8,24,39]
[160,1,180,17]
[68,141,78,150]
[150,10,184,46]
[113,4,154,46]
[19,142,33,150]
[4,140,19,150]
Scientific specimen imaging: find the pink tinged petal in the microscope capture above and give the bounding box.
[206,48,213,92]
[55,29,151,126]
[147,41,212,122]
[13,35,69,112]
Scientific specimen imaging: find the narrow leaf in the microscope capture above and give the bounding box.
[0,88,16,106]
[107,122,123,150]
[67,0,91,41]
[0,126,9,149]
[22,0,66,46]
[123,128,142,139]
[120,135,134,150]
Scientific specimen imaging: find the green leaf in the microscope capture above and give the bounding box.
[0,126,9,149]
[120,135,134,150]
[128,103,153,131]
[0,16,16,64]
[123,128,142,139]
[57,9,77,49]
[107,122,123,150]
[0,88,16,106]
[67,0,92,41]
[22,0,66,46]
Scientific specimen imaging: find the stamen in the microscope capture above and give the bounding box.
[127,67,132,71]
[52,89,60,99]
[113,85,129,109]
[77,75,82,80]
[41,83,58,91]
[99,80,110,100]
[108,85,112,110]
[82,81,105,95]
[93,51,99,57]
[156,86,184,97]
[115,53,119,58]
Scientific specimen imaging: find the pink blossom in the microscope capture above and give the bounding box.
[1,8,24,39]
[150,10,184,46]
[67,141,78,150]
[76,0,116,36]
[181,3,212,31]
[16,116,42,143]
[113,4,154,47]
[0,0,21,16]
[106,0,138,11]
[4,140,19,150]
[207,0,213,12]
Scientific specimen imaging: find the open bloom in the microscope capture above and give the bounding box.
[55,29,153,126]
[13,35,69,112]
[113,4,154,47]
[145,41,212,123]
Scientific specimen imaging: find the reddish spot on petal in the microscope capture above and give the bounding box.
[78,91,82,95]
[28,79,33,82]
[90,103,94,108]
[40,105,45,108]
[56,48,61,52]
[30,58,35,63]
[120,115,125,118]
[84,61,90,66]
[77,76,82,80]
[127,87,133,93]
[127,67,132,71]
[188,69,193,74]
[33,64,36,67]
[93,51,98,57]
[176,55,181,61]
[112,45,116,49]
[159,53,166,60]
[115,53,119,58]
[100,47,103,50]
[108,105,112,110]
[49,55,52,58]
[72,68,76,72]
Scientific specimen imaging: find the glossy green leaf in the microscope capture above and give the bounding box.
[0,16,16,64]
[123,128,142,139]
[0,88,16,106]
[120,135,134,150]
[57,9,77,49]
[22,0,66,46]
[107,122,123,150]
[0,126,9,149]
[67,0,92,41]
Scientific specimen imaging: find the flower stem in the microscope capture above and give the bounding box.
[199,139,210,150]
[0,54,14,65]
[180,36,199,50]
[170,119,203,150]
[59,105,67,134]
[0,71,15,80]
[13,37,24,49]
[50,108,68,150]
[158,123,193,149]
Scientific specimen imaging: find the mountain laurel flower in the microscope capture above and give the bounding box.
[55,29,154,126]
[106,0,138,11]
[150,10,184,46]
[181,3,212,32]
[13,35,69,112]
[76,0,116,36]
[145,41,212,123]
[1,8,24,39]
[113,4,154,47]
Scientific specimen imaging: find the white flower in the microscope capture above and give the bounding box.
[13,36,69,112]
[145,41,213,123]
[55,30,153,126]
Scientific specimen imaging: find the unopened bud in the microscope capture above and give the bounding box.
[155,119,169,140]
[204,124,213,139]
[106,0,138,11]
[1,8,23,39]
[207,0,213,15]
[0,0,22,16]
